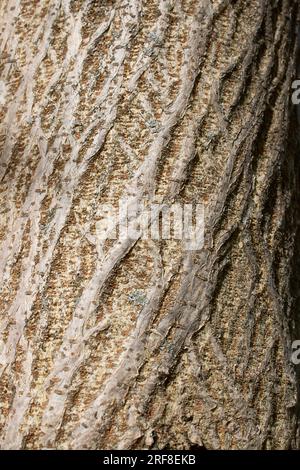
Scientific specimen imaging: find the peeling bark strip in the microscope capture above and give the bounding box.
[0,0,300,450]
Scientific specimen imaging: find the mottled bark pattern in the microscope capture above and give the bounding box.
[0,0,300,450]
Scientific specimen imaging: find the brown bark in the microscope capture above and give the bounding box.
[0,0,300,450]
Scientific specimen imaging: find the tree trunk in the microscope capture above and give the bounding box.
[0,0,300,450]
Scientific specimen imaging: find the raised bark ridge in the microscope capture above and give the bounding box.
[0,0,299,450]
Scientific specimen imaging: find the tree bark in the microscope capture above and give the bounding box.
[0,0,300,450]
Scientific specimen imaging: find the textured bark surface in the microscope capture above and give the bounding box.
[0,0,300,450]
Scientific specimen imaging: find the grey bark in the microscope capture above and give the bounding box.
[0,0,300,450]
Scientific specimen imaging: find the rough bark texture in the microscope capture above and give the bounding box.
[0,0,300,450]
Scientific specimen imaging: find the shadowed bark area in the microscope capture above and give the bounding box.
[0,0,300,450]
